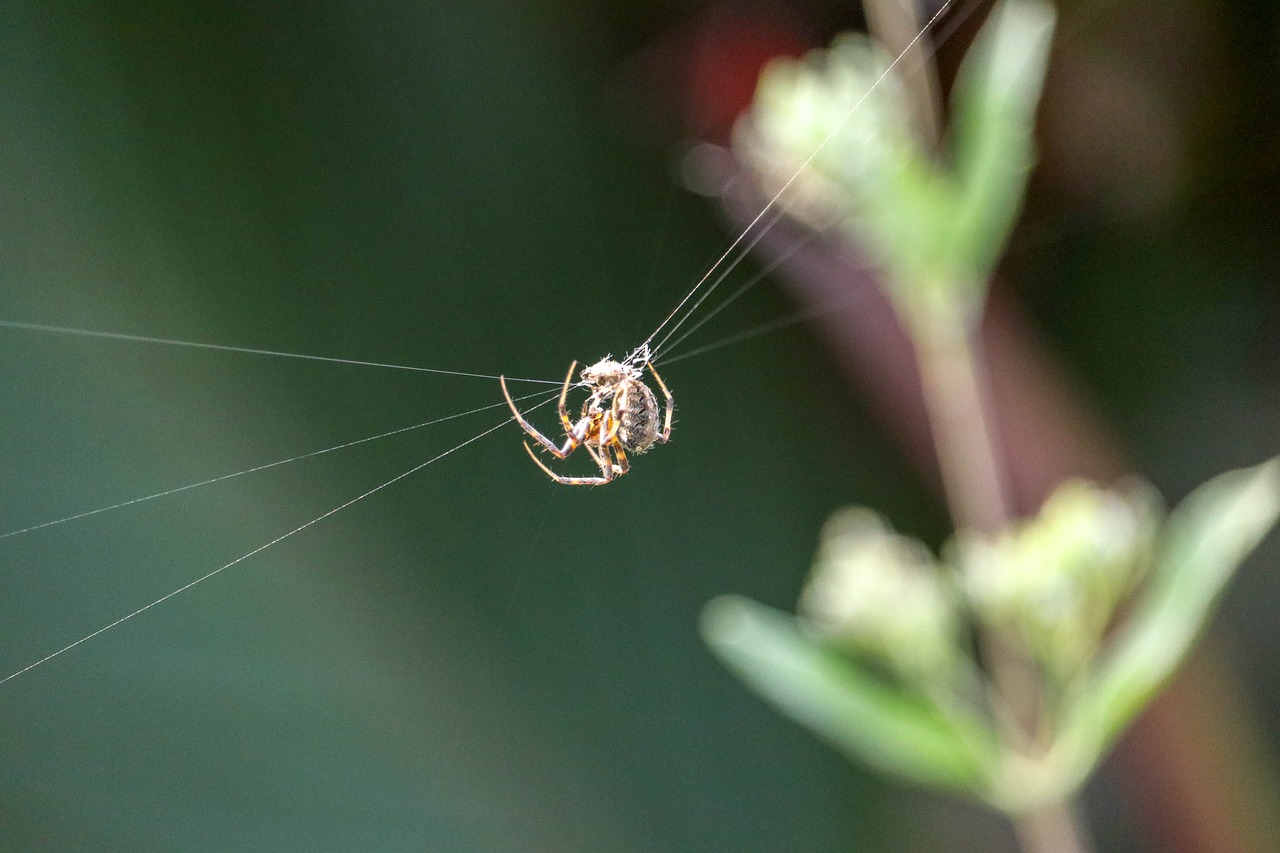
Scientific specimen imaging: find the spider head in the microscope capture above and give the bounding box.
[580,358,637,389]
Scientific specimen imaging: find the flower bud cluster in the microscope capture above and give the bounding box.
[957,481,1158,684]
[734,35,917,238]
[801,508,962,690]
[803,481,1158,695]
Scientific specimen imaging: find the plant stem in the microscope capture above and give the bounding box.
[913,309,1009,536]
[1012,799,1095,853]
[913,301,1093,853]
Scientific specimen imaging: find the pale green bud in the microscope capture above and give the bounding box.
[957,481,1159,684]
[801,508,962,690]
[734,35,920,249]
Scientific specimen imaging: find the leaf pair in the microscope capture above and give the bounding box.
[703,459,1280,809]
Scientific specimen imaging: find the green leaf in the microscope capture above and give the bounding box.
[702,595,999,797]
[946,0,1057,286]
[732,0,1057,331]
[1056,457,1280,775]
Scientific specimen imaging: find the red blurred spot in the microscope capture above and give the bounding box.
[683,8,809,143]
[623,6,809,148]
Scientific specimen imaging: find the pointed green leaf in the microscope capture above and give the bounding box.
[702,595,999,796]
[946,0,1056,284]
[1057,457,1280,772]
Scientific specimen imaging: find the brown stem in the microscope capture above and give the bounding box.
[1013,799,1096,853]
[913,303,1093,853]
[913,309,1010,536]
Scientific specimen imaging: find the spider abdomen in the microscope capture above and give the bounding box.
[617,380,660,453]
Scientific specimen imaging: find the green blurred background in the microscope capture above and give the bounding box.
[0,1,1276,850]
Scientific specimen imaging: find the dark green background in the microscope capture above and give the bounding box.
[1,2,1276,851]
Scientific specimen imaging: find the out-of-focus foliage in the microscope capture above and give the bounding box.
[1057,458,1280,784]
[708,0,1280,823]
[703,592,1000,796]
[736,0,1055,331]
[803,508,964,692]
[958,480,1159,687]
[705,459,1280,811]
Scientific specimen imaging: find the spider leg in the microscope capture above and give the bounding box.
[557,360,579,436]
[611,443,631,476]
[521,441,612,486]
[500,366,582,458]
[590,410,632,480]
[582,433,607,471]
[595,413,618,481]
[646,362,675,443]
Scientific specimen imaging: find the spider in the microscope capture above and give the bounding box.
[500,355,673,485]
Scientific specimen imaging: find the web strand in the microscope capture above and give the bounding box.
[656,295,864,368]
[0,395,558,686]
[651,227,815,362]
[647,208,786,360]
[0,319,561,385]
[0,388,559,541]
[630,0,957,363]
